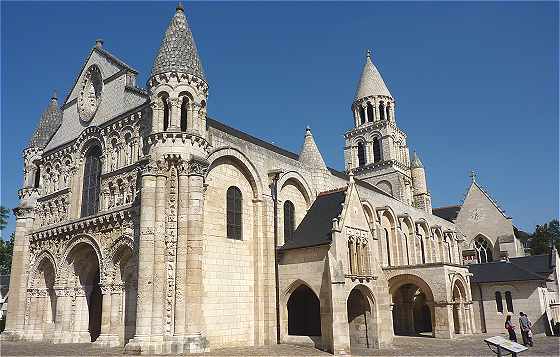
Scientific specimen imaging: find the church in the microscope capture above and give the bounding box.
[2,3,558,355]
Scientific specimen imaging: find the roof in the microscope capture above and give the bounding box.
[28,93,63,149]
[299,127,327,170]
[469,256,553,284]
[207,117,299,160]
[150,4,206,80]
[410,151,424,169]
[279,189,346,251]
[509,254,554,276]
[432,205,461,223]
[355,51,392,100]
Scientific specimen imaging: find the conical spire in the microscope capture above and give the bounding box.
[150,3,206,81]
[28,91,63,149]
[410,151,424,169]
[299,126,328,170]
[355,50,392,100]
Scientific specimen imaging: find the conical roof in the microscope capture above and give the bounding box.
[28,92,63,149]
[411,151,424,169]
[299,127,327,170]
[150,3,206,81]
[355,50,392,100]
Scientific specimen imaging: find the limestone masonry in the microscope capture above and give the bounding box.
[3,3,559,355]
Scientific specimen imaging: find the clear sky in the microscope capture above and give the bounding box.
[1,1,558,238]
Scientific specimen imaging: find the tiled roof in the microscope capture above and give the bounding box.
[469,255,553,284]
[299,127,327,170]
[432,205,461,223]
[410,151,424,169]
[279,189,346,251]
[355,51,392,100]
[28,93,63,149]
[509,254,554,277]
[151,4,206,80]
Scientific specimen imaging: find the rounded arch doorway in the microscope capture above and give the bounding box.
[347,286,376,349]
[390,275,435,337]
[287,284,321,336]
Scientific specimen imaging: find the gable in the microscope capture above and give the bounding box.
[340,182,370,232]
[455,182,515,247]
[45,47,147,151]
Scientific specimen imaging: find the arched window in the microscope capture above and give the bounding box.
[379,102,385,121]
[34,166,41,188]
[372,137,382,163]
[474,236,493,263]
[359,107,366,125]
[505,291,514,313]
[357,142,366,167]
[226,186,242,240]
[180,96,189,132]
[81,145,102,217]
[161,94,170,131]
[284,200,295,242]
[386,103,391,121]
[366,102,374,122]
[419,234,426,264]
[495,291,503,313]
[384,228,392,266]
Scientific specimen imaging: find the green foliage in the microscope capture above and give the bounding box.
[0,206,9,231]
[0,232,15,275]
[529,219,560,255]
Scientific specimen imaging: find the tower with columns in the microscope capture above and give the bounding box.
[344,51,430,209]
[126,3,210,353]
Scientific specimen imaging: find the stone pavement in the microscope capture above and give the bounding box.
[1,334,558,356]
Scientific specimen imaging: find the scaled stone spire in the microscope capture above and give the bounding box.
[410,151,424,169]
[299,126,328,170]
[355,50,392,100]
[28,91,63,149]
[150,3,206,80]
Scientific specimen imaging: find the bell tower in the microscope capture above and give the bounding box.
[344,50,415,205]
[127,3,210,354]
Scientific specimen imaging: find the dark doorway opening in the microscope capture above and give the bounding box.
[287,285,321,336]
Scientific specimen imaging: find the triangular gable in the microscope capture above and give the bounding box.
[339,180,371,234]
[64,46,137,106]
[462,181,509,221]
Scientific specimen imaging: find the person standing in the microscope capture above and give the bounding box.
[505,315,517,342]
[519,312,534,347]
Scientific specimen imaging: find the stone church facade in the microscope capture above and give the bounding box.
[3,4,504,354]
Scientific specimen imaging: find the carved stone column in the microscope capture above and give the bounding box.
[184,158,209,352]
[151,166,167,342]
[174,163,189,338]
[73,287,90,343]
[52,286,67,342]
[127,162,157,348]
[96,284,118,346]
[169,97,182,131]
[3,207,34,340]
[110,283,123,339]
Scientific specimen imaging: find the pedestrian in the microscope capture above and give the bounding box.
[519,312,533,347]
[505,315,517,342]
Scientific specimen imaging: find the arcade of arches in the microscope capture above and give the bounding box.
[22,238,137,345]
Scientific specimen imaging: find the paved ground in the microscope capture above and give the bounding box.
[1,334,558,356]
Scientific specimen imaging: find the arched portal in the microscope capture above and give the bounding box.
[390,275,434,337]
[65,241,103,342]
[287,285,321,336]
[347,287,376,349]
[112,242,137,344]
[452,279,467,334]
[28,255,57,337]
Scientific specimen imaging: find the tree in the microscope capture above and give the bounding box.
[0,206,9,231]
[0,233,14,275]
[529,219,560,255]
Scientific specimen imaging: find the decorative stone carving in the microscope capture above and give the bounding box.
[78,64,103,123]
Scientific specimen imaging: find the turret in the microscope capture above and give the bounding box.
[21,91,62,205]
[344,50,411,204]
[411,151,432,213]
[299,127,332,192]
[146,3,209,160]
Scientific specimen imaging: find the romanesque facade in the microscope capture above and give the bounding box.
[3,4,479,354]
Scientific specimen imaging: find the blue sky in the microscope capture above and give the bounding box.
[1,1,558,237]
